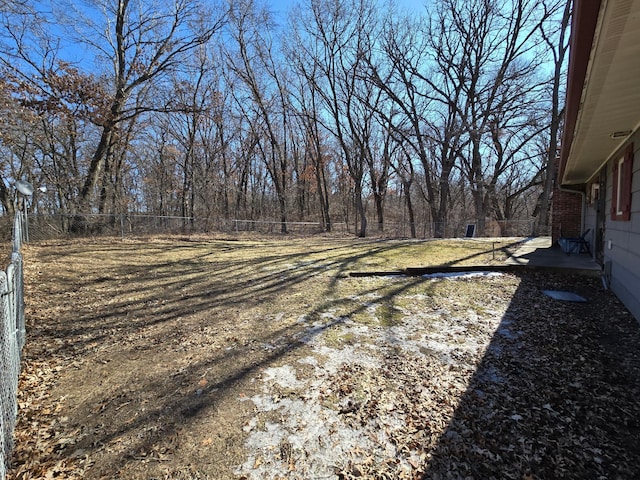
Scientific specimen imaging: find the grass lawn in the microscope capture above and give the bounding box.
[9,236,640,479]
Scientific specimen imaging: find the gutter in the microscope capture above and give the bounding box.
[558,0,602,184]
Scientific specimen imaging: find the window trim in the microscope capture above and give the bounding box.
[611,142,634,221]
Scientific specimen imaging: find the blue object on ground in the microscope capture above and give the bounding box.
[542,290,587,302]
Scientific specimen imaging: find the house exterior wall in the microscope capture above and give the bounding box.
[602,136,640,321]
[551,158,583,244]
[584,203,597,255]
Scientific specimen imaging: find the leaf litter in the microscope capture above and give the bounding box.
[236,273,507,480]
[235,270,640,479]
[9,238,640,479]
[240,275,640,479]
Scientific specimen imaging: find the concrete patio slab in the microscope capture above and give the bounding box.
[503,237,601,273]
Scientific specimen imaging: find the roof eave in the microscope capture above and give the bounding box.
[558,0,602,186]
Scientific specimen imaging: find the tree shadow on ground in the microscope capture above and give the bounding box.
[15,238,440,478]
[422,271,640,479]
[19,238,631,479]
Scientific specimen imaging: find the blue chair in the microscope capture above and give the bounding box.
[559,229,591,256]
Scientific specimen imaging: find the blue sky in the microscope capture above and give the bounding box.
[267,0,424,19]
[28,0,426,68]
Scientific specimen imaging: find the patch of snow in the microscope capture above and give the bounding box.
[497,327,521,340]
[262,365,305,390]
[313,344,381,375]
[236,394,378,479]
[298,356,318,367]
[422,271,503,280]
[236,276,508,478]
[243,417,258,433]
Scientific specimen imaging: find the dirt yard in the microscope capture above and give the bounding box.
[8,236,640,479]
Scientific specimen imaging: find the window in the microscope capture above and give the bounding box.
[611,143,634,221]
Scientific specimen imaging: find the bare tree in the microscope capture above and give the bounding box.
[225,0,293,233]
[290,0,379,237]
[533,0,571,235]
[0,60,109,216]
[160,48,219,228]
[365,11,468,238]
[289,65,333,231]
[1,2,70,214]
[430,0,553,235]
[0,0,569,238]
[0,75,35,215]
[137,123,182,216]
[59,0,226,214]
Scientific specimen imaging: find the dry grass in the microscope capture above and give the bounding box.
[8,235,640,479]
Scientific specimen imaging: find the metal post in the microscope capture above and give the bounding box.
[22,205,29,243]
[15,180,34,245]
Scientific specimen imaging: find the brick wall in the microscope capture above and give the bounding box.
[551,157,584,243]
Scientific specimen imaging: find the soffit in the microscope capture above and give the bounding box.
[563,0,640,185]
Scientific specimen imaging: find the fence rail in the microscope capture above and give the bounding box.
[1,211,26,479]
[0,214,549,242]
[0,210,550,478]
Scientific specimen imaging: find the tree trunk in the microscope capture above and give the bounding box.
[314,152,331,232]
[374,194,384,232]
[0,182,16,218]
[279,195,288,234]
[535,0,571,236]
[433,164,453,238]
[354,183,367,237]
[403,180,416,238]
[78,125,114,212]
[322,173,332,232]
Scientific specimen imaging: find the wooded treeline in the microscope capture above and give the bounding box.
[0,0,570,237]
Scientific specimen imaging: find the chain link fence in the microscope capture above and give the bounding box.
[0,209,549,478]
[0,214,344,240]
[1,212,27,479]
[3,214,548,242]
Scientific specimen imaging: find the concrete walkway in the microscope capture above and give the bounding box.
[503,237,601,273]
[351,237,603,278]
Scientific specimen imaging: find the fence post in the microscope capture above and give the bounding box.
[11,254,25,351]
[11,214,21,254]
[1,209,29,478]
[0,269,19,478]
